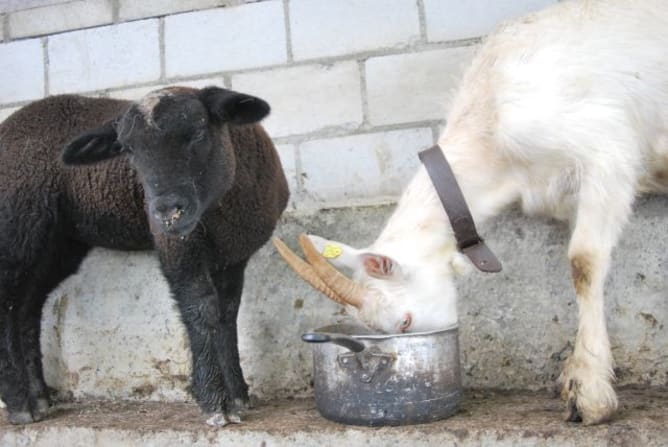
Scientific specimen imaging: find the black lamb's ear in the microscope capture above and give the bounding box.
[199,86,270,125]
[61,120,123,165]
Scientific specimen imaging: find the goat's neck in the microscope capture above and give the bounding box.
[375,166,456,265]
[375,138,517,267]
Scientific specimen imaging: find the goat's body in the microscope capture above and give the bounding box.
[0,93,288,424]
[451,0,667,215]
[374,0,667,425]
[390,0,668,240]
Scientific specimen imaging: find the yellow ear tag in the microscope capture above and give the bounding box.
[322,244,343,259]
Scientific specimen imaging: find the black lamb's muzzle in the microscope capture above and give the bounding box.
[148,193,199,236]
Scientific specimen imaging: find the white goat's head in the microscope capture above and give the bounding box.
[274,233,471,334]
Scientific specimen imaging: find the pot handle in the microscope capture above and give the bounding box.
[302,332,366,353]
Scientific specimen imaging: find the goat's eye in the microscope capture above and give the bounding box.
[399,313,412,332]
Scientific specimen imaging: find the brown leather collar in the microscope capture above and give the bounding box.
[418,145,502,273]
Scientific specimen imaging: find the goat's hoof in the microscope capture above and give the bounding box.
[8,411,35,425]
[557,367,618,425]
[205,411,243,427]
[562,379,583,422]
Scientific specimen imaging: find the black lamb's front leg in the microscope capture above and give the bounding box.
[210,259,250,418]
[159,249,232,426]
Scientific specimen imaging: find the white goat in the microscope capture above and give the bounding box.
[275,0,668,425]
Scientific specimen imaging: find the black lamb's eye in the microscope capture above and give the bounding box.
[191,129,207,142]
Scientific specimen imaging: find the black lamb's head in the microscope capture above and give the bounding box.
[62,86,270,236]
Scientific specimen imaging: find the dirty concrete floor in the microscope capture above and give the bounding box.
[1,387,667,446]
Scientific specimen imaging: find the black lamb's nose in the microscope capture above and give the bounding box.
[152,196,186,226]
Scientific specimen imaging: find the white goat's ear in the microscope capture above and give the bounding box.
[306,235,402,280]
[306,235,362,270]
[451,251,473,276]
[360,253,402,280]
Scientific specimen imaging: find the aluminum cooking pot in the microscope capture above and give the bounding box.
[303,323,461,426]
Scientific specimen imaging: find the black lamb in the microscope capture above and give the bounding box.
[0,86,289,426]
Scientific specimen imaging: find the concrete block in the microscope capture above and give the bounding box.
[0,1,70,13]
[8,0,113,39]
[0,106,19,122]
[111,77,224,101]
[366,46,478,126]
[165,1,286,77]
[299,128,432,206]
[424,0,557,41]
[290,0,420,60]
[33,195,668,403]
[42,251,191,402]
[232,62,363,138]
[276,143,298,204]
[118,0,262,20]
[119,0,221,21]
[48,20,160,94]
[0,38,44,103]
[40,238,337,403]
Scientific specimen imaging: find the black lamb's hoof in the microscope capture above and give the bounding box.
[205,411,243,427]
[8,410,36,425]
[230,397,250,413]
[32,397,51,421]
[226,397,251,424]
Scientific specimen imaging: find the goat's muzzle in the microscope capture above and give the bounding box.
[273,234,365,308]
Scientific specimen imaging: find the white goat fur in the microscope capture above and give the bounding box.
[310,0,668,425]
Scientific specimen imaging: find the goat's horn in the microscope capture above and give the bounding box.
[298,234,365,309]
[272,237,351,307]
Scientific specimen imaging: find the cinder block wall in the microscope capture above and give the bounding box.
[1,0,666,404]
[0,0,559,211]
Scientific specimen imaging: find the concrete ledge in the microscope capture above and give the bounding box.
[1,387,666,446]
[37,197,668,403]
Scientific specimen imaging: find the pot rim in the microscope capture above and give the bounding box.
[315,322,459,340]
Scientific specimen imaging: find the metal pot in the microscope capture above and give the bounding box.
[303,323,462,426]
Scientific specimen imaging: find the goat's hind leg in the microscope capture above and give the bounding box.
[558,173,634,425]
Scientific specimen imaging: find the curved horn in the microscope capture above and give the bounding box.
[272,238,351,307]
[298,234,365,309]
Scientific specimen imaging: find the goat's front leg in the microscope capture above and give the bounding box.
[160,254,240,427]
[558,179,632,425]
